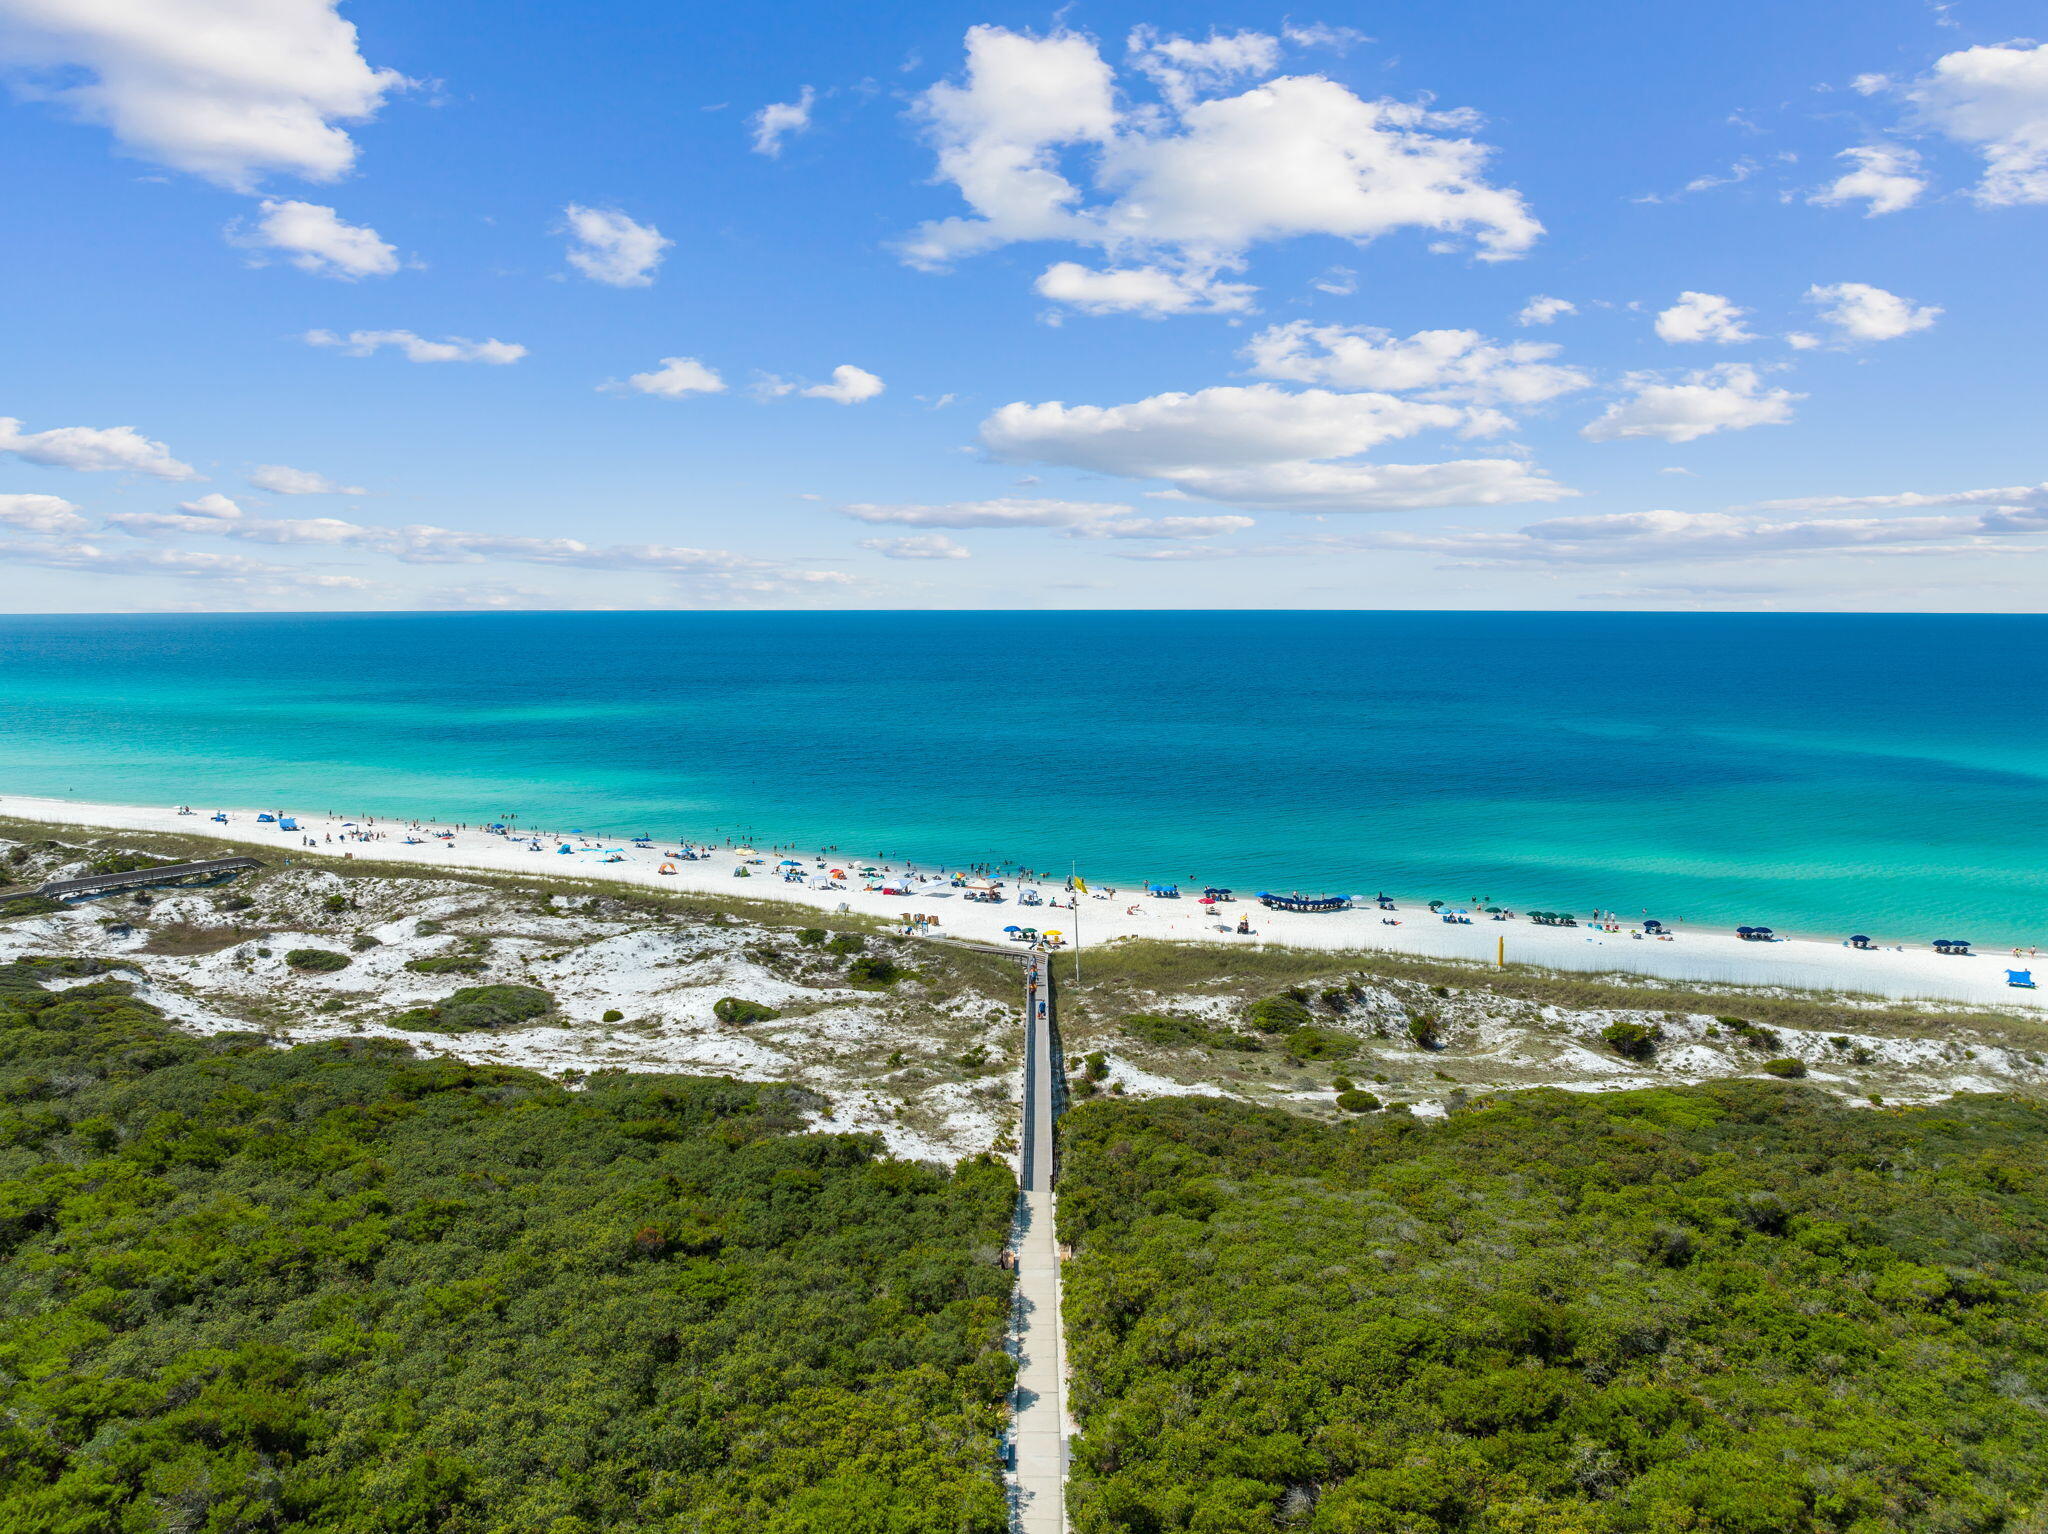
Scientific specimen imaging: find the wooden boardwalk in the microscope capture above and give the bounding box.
[1009,951,1069,1533]
[33,856,262,901]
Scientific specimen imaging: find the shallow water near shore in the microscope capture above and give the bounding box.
[0,610,2042,945]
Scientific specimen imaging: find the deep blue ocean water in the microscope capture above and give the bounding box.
[0,611,2041,944]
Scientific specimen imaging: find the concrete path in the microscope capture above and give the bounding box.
[1009,952,1068,1533]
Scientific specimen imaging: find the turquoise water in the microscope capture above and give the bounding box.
[0,611,2042,945]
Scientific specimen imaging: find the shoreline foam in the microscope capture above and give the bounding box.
[2,791,2040,1012]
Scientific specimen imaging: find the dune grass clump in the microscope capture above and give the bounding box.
[392,983,554,1034]
[1602,1019,1663,1061]
[1120,1013,1265,1052]
[285,948,350,973]
[404,954,486,975]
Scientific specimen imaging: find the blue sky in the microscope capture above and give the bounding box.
[2,0,2044,612]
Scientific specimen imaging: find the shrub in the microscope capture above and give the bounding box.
[322,893,352,913]
[1121,1013,1263,1052]
[1719,1017,1784,1051]
[1331,1076,1356,1092]
[1123,1012,1204,1046]
[601,1008,624,1023]
[827,933,864,956]
[1760,1057,1807,1078]
[1319,988,1351,1013]
[1285,1025,1358,1061]
[393,983,553,1034]
[85,853,169,876]
[415,918,445,936]
[405,954,485,975]
[1083,1052,1110,1082]
[796,928,827,947]
[285,948,350,973]
[713,997,780,1025]
[1602,1020,1663,1061]
[217,893,255,912]
[1335,1089,1382,1113]
[2,895,67,917]
[1248,995,1314,1034]
[848,955,902,984]
[351,933,381,951]
[1407,1014,1442,1050]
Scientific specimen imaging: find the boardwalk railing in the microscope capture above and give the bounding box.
[33,856,262,901]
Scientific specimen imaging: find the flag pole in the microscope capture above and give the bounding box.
[1071,859,1082,986]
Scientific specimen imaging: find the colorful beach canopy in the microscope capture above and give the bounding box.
[1257,892,1353,913]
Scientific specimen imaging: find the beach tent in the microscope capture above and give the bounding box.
[2009,970,2036,988]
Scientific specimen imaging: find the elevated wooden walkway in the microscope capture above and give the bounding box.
[31,856,262,901]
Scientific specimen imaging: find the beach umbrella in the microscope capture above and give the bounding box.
[1850,934,1869,944]
[1003,925,1022,932]
[1736,926,1755,935]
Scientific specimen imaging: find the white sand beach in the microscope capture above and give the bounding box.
[2,791,2040,1011]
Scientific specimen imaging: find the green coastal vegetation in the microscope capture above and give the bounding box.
[1056,1085,2048,1533]
[8,822,2048,1533]
[0,956,1016,1533]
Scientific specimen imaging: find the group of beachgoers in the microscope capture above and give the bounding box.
[179,807,2039,962]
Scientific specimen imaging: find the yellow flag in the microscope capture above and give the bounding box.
[1073,875,1088,893]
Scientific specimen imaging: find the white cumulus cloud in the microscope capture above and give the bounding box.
[1582,365,1800,443]
[750,86,814,156]
[980,383,1571,510]
[1654,291,1756,344]
[1079,514,1256,539]
[1904,40,2048,205]
[841,498,1255,542]
[0,492,87,532]
[842,498,1133,529]
[0,0,407,190]
[305,329,527,364]
[0,416,200,479]
[1343,502,2048,567]
[562,205,671,287]
[248,463,363,495]
[1244,321,1590,405]
[1035,260,1256,316]
[1744,481,2048,514]
[1517,295,1576,326]
[859,534,971,559]
[1809,145,1925,215]
[615,356,726,398]
[1126,26,1281,107]
[800,365,884,404]
[230,199,399,279]
[900,26,1540,308]
[105,492,248,536]
[1804,281,1941,342]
